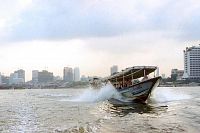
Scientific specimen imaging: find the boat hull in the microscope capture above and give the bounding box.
[110,76,161,103]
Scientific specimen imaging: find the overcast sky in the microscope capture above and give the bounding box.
[0,0,200,81]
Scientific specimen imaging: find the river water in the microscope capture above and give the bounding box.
[0,86,199,133]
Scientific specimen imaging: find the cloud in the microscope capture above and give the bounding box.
[84,31,183,55]
[6,0,135,41]
[0,0,200,42]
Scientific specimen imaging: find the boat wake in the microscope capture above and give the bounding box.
[68,83,122,103]
[61,85,191,104]
[151,87,191,103]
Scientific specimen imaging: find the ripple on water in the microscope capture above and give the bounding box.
[0,88,200,132]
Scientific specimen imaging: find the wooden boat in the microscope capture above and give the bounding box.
[90,66,161,103]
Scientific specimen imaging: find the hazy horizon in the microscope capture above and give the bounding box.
[0,0,200,81]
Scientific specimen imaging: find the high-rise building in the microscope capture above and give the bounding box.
[38,70,53,83]
[0,75,9,85]
[110,65,118,75]
[9,73,16,85]
[74,67,80,81]
[14,69,25,83]
[32,70,53,83]
[32,70,39,83]
[63,67,73,82]
[183,45,200,79]
[9,73,24,85]
[9,69,25,85]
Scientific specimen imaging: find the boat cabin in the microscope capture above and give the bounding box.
[104,66,158,89]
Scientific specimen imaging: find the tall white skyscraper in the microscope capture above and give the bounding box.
[74,67,80,81]
[110,65,118,75]
[183,45,200,79]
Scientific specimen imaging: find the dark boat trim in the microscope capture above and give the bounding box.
[117,76,161,91]
[110,76,161,103]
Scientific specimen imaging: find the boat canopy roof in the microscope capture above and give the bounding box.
[104,66,157,81]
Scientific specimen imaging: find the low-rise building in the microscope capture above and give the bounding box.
[81,75,88,81]
[171,69,184,81]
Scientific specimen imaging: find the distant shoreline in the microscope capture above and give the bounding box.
[159,83,200,87]
[1,85,200,90]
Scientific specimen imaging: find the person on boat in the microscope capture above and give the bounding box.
[124,80,130,87]
[118,84,123,89]
[127,80,132,87]
[116,84,121,89]
[124,81,127,87]
[117,81,123,89]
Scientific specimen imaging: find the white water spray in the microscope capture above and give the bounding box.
[71,83,121,102]
[151,87,191,103]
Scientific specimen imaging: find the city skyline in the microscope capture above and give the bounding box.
[0,1,200,81]
[1,43,199,81]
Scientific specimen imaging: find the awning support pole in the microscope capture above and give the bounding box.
[131,70,133,85]
[116,77,117,87]
[123,73,124,87]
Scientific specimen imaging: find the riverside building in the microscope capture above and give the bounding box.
[32,70,39,83]
[74,67,80,81]
[9,69,25,85]
[183,45,200,80]
[0,75,9,85]
[38,70,53,83]
[171,69,184,80]
[111,65,118,75]
[15,69,25,83]
[63,67,73,82]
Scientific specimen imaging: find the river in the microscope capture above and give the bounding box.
[0,86,199,133]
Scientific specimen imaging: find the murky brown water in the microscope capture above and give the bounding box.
[0,87,199,133]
